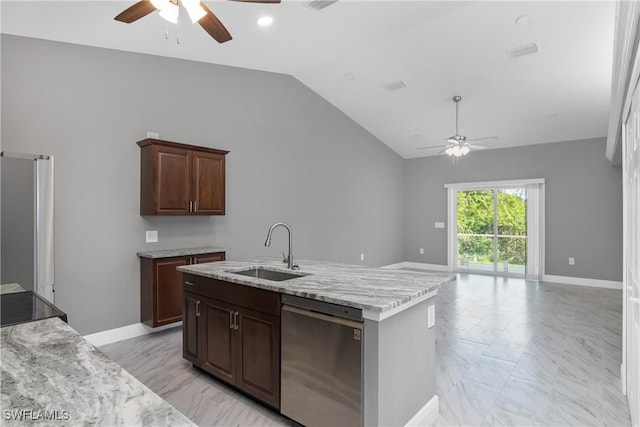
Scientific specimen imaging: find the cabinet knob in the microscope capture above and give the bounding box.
[184,281,195,286]
[195,300,201,317]
[229,311,234,329]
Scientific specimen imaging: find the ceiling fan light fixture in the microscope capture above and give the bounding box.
[460,146,470,155]
[182,0,206,23]
[150,0,170,10]
[158,2,179,23]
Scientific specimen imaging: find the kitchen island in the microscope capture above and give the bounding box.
[178,258,455,427]
[0,317,194,426]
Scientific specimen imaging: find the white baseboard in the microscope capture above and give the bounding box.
[541,274,622,290]
[382,261,450,272]
[405,394,439,427]
[84,321,182,347]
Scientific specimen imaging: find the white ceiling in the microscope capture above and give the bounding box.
[1,1,615,159]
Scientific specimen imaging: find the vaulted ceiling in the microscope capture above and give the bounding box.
[1,1,615,158]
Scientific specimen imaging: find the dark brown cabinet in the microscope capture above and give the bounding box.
[140,252,225,327]
[137,138,228,216]
[183,276,281,409]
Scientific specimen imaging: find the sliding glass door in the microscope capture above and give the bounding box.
[456,188,528,277]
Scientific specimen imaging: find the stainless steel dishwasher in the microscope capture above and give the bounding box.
[281,294,363,427]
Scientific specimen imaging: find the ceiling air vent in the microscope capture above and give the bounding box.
[507,43,539,59]
[306,0,338,11]
[383,80,407,92]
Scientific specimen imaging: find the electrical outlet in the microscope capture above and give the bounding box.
[434,222,445,229]
[360,253,365,261]
[146,230,158,243]
[568,257,575,266]
[420,248,424,255]
[428,305,435,328]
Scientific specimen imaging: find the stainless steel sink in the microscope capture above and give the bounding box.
[229,267,306,282]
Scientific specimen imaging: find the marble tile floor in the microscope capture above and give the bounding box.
[99,272,632,427]
[434,273,631,427]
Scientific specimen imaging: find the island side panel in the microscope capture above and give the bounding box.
[363,296,437,426]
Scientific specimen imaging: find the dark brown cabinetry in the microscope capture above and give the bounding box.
[140,252,225,327]
[183,275,281,409]
[137,139,228,216]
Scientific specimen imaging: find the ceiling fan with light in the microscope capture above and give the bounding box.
[417,96,499,157]
[115,0,280,44]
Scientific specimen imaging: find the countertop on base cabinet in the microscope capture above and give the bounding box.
[138,247,226,328]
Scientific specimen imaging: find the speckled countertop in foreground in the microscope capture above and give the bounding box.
[0,318,194,426]
[177,258,455,317]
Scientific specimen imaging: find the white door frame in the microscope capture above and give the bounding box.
[445,179,545,280]
[622,73,640,426]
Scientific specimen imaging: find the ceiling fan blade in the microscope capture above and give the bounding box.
[417,145,449,150]
[470,144,489,150]
[114,1,157,23]
[468,136,500,143]
[228,0,281,2]
[199,2,233,43]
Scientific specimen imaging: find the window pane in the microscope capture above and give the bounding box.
[457,190,494,235]
[497,189,527,236]
[457,235,494,271]
[497,237,527,274]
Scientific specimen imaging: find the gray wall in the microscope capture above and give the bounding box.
[404,138,623,281]
[1,35,405,334]
[1,156,35,290]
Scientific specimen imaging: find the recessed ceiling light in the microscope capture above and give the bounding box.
[515,14,532,27]
[257,16,273,27]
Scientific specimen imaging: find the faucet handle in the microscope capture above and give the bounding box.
[282,252,289,264]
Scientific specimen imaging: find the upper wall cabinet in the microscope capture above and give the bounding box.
[137,139,229,215]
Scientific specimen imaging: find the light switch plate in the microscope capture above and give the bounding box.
[428,305,435,328]
[146,230,158,243]
[435,222,445,229]
[568,257,575,266]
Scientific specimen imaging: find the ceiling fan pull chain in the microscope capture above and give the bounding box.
[176,7,180,45]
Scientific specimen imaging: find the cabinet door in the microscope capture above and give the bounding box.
[183,293,200,364]
[201,298,236,383]
[236,307,281,409]
[156,146,191,214]
[191,151,225,215]
[154,256,188,326]
[194,252,226,264]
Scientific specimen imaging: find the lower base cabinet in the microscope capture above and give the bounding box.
[183,275,280,409]
[140,251,225,327]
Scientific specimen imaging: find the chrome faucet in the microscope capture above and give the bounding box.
[264,222,298,270]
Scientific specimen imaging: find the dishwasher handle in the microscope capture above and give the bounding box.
[282,305,363,330]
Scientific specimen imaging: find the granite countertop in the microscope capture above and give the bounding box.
[0,318,194,426]
[137,246,227,259]
[177,258,455,320]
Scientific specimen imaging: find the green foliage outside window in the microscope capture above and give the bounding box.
[457,190,527,267]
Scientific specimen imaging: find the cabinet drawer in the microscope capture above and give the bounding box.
[199,278,280,316]
[183,273,201,294]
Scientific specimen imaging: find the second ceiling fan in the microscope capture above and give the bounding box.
[115,0,280,44]
[418,96,499,157]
